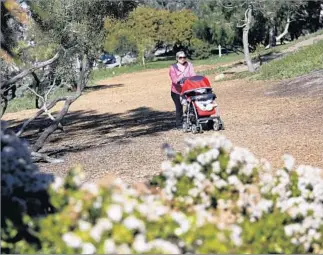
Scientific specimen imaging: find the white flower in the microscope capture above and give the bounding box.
[89,227,102,242]
[90,218,112,242]
[81,242,96,254]
[188,188,199,197]
[72,172,85,186]
[155,205,169,216]
[133,234,149,252]
[104,239,116,254]
[123,216,145,233]
[228,175,243,189]
[161,161,172,171]
[185,163,202,178]
[212,161,221,173]
[148,239,181,254]
[111,194,125,203]
[124,200,136,214]
[231,225,243,246]
[240,164,254,177]
[172,164,185,177]
[51,176,64,191]
[81,183,99,196]
[78,220,91,231]
[116,244,131,254]
[62,232,82,248]
[107,204,123,222]
[197,149,219,165]
[283,154,295,171]
[214,179,228,189]
[171,211,190,235]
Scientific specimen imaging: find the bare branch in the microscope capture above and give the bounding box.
[237,23,247,28]
[26,86,44,101]
[1,52,60,90]
[16,96,69,137]
[31,151,64,164]
[45,77,57,100]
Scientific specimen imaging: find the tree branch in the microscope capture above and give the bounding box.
[31,151,64,164]
[1,52,59,90]
[237,23,247,28]
[16,96,69,137]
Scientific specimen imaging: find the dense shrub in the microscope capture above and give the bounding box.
[1,121,55,253]
[1,121,323,254]
[188,38,212,60]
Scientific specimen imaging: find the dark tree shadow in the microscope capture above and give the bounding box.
[6,106,177,159]
[84,84,124,92]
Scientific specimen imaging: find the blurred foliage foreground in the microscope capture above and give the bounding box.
[1,120,323,254]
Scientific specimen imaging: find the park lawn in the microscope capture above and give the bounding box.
[253,39,323,80]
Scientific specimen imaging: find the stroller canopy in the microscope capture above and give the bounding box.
[181,76,212,95]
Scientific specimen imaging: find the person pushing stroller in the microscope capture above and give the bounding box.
[168,51,196,129]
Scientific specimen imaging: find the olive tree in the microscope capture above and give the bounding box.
[1,0,137,161]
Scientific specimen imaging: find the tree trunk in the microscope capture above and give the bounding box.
[31,96,78,152]
[268,26,275,48]
[16,96,69,137]
[242,26,254,72]
[142,52,146,67]
[1,95,8,118]
[31,72,42,109]
[32,54,88,152]
[276,16,291,43]
[242,6,255,73]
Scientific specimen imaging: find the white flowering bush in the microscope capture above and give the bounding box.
[1,121,323,254]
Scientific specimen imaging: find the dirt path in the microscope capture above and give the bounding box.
[4,64,323,184]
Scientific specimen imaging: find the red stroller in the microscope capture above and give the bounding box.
[180,75,224,133]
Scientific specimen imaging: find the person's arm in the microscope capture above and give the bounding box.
[169,65,183,84]
[189,62,196,76]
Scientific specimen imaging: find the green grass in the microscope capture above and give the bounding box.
[5,87,74,113]
[90,53,245,83]
[90,60,173,83]
[253,39,323,80]
[5,93,36,113]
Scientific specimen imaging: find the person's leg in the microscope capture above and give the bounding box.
[171,92,183,127]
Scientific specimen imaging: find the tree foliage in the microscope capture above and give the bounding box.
[104,6,197,65]
[1,0,138,154]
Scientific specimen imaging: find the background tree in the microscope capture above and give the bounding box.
[104,7,197,64]
[1,0,138,160]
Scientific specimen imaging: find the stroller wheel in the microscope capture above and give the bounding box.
[198,124,203,133]
[182,122,189,133]
[191,124,199,134]
[213,118,221,131]
[220,118,225,130]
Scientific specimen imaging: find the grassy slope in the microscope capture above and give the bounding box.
[253,39,323,80]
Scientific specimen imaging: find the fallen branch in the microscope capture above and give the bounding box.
[31,151,64,164]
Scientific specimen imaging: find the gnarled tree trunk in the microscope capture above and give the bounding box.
[242,5,255,72]
[32,54,88,152]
